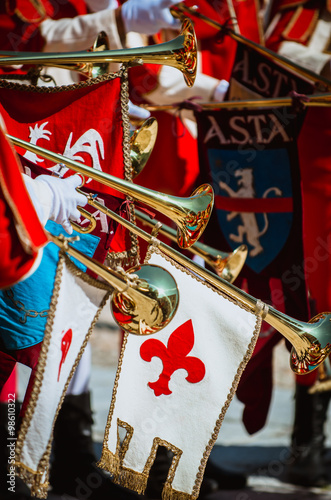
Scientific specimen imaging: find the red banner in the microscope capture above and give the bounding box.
[0,75,126,198]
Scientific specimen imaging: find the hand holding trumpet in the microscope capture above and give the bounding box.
[23,173,88,235]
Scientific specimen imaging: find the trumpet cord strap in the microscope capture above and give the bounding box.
[255,300,269,320]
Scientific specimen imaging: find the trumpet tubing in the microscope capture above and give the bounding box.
[8,134,214,249]
[135,208,247,283]
[0,19,197,87]
[48,232,179,336]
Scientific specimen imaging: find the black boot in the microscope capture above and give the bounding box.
[0,402,32,500]
[144,446,246,499]
[50,391,141,500]
[204,459,247,490]
[285,383,331,487]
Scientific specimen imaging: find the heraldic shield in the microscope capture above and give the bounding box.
[195,106,305,276]
[208,147,293,273]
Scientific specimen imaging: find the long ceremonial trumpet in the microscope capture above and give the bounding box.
[48,231,179,335]
[0,19,197,87]
[82,205,331,375]
[8,134,214,249]
[171,3,331,92]
[135,208,247,283]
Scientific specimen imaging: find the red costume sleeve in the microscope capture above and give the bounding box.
[0,124,48,289]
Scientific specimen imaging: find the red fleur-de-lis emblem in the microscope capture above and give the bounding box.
[57,328,72,382]
[140,320,205,396]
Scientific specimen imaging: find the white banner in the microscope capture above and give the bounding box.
[100,249,261,500]
[15,254,110,498]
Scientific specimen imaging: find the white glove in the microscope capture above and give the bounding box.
[121,0,181,35]
[23,174,87,235]
[213,80,229,102]
[128,100,151,121]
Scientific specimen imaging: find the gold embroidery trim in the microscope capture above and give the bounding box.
[0,67,124,92]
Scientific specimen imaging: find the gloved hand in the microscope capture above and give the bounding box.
[121,0,181,35]
[23,174,87,235]
[213,80,229,102]
[128,100,151,122]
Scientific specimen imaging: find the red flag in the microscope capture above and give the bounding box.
[0,73,134,263]
[0,75,125,198]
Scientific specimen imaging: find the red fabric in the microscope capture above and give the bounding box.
[0,366,17,402]
[215,195,293,212]
[283,6,319,42]
[0,127,47,289]
[0,76,131,261]
[298,108,331,313]
[293,108,331,386]
[0,126,47,250]
[184,0,263,82]
[0,344,42,417]
[0,0,87,54]
[140,319,205,397]
[267,0,321,52]
[0,79,124,198]
[0,186,39,289]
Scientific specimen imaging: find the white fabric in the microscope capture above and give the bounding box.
[17,259,108,486]
[103,251,260,498]
[121,0,181,35]
[128,100,151,121]
[66,342,92,395]
[21,174,47,226]
[213,79,230,102]
[25,174,87,235]
[85,0,115,11]
[40,8,122,53]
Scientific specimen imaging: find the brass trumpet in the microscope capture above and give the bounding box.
[0,19,197,87]
[83,205,331,375]
[48,231,179,336]
[8,134,214,249]
[135,208,247,283]
[130,117,158,178]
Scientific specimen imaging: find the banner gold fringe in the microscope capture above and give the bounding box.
[115,467,149,495]
[15,462,48,499]
[163,482,196,500]
[98,449,120,477]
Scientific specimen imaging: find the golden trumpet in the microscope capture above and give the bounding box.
[8,134,214,249]
[81,204,331,375]
[0,19,197,87]
[135,208,247,283]
[130,117,158,178]
[48,231,179,336]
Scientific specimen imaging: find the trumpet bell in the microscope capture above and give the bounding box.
[214,244,248,281]
[290,312,331,375]
[130,117,158,177]
[89,31,112,78]
[111,264,179,335]
[177,183,214,249]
